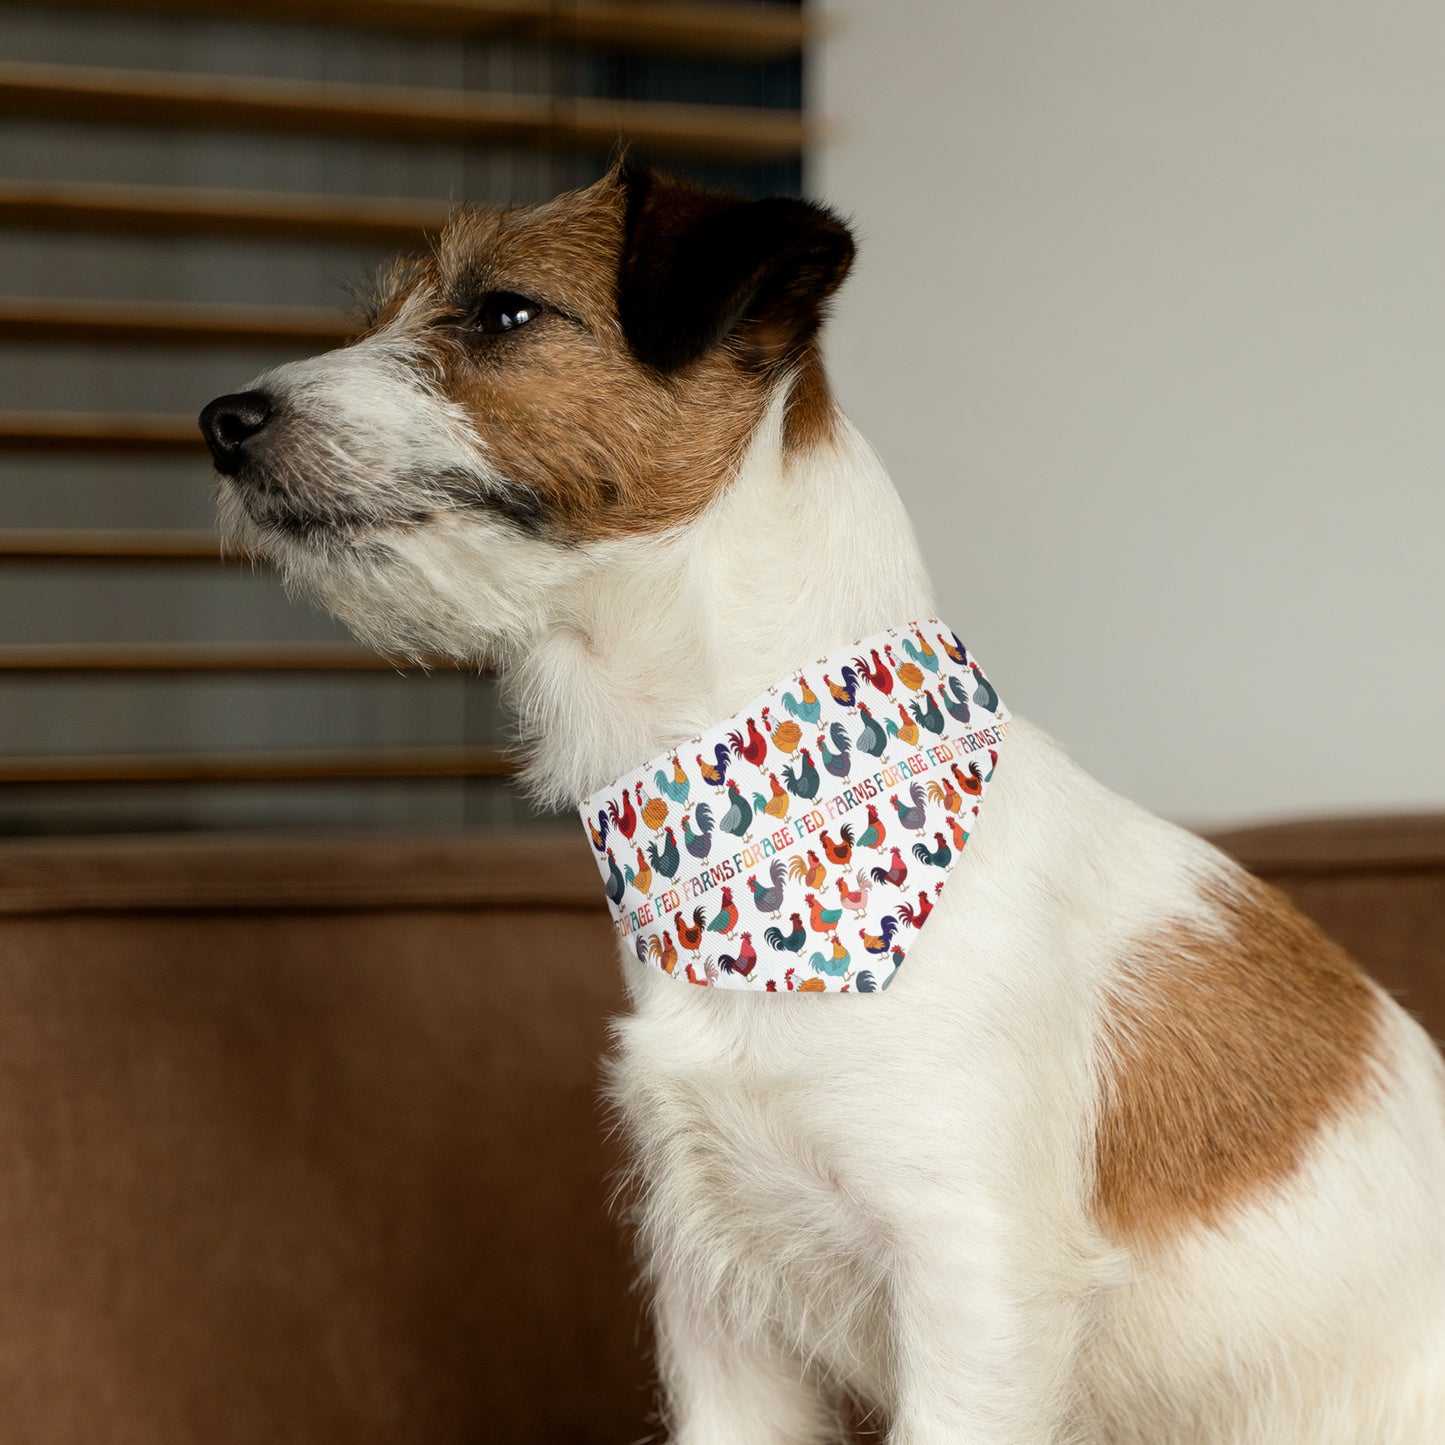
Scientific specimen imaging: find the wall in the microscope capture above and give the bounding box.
[813,1,1445,827]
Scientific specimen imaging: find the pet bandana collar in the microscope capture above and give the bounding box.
[580,620,1008,994]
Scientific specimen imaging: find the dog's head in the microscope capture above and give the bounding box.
[200,163,854,661]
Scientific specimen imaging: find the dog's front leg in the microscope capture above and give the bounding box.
[653,1274,844,1445]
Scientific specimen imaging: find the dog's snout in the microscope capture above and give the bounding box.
[199,390,273,475]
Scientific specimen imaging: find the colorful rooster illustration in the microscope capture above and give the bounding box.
[604,849,625,905]
[855,703,888,757]
[587,811,609,852]
[727,716,768,767]
[887,643,925,693]
[859,916,900,954]
[757,773,791,820]
[788,849,828,889]
[852,969,879,993]
[885,703,919,747]
[898,890,934,929]
[747,860,788,918]
[781,676,822,725]
[718,932,758,978]
[969,661,999,713]
[647,826,680,880]
[807,934,851,978]
[762,706,802,756]
[696,743,731,789]
[654,755,691,806]
[853,647,893,696]
[947,814,970,853]
[682,804,714,860]
[817,722,851,779]
[909,691,945,736]
[823,667,862,709]
[869,846,909,888]
[889,782,928,831]
[927,778,964,815]
[855,804,887,851]
[835,871,874,916]
[938,630,968,667]
[943,675,971,726]
[819,826,854,866]
[952,760,985,798]
[781,748,820,800]
[607,788,637,841]
[675,908,706,953]
[706,886,739,938]
[645,931,678,975]
[805,892,844,934]
[720,780,753,838]
[903,629,939,674]
[912,832,952,869]
[635,780,669,832]
[764,913,806,953]
[623,846,652,896]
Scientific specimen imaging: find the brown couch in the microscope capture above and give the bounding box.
[0,819,1440,1443]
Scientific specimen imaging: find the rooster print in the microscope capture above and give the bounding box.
[581,618,1007,993]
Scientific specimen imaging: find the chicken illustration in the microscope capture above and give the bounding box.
[646,826,680,880]
[898,890,935,929]
[764,913,806,953]
[706,886,739,938]
[835,872,874,916]
[908,690,945,736]
[645,931,678,975]
[852,969,879,993]
[718,932,758,978]
[889,781,928,831]
[781,676,821,725]
[587,811,609,852]
[747,859,788,918]
[684,961,708,986]
[860,916,900,954]
[675,907,707,952]
[604,849,625,905]
[853,647,893,696]
[942,675,971,726]
[607,788,637,841]
[855,804,887,851]
[969,661,1000,713]
[817,722,851,779]
[869,846,909,888]
[885,703,919,748]
[819,825,854,866]
[912,832,952,869]
[682,804,714,860]
[947,814,970,853]
[807,934,851,979]
[952,760,985,798]
[855,703,888,757]
[788,849,828,889]
[720,780,753,838]
[781,748,820,801]
[762,706,802,756]
[938,630,968,667]
[887,643,925,693]
[927,778,964,814]
[757,773,791,820]
[635,780,669,832]
[654,755,690,806]
[805,892,844,934]
[727,716,768,766]
[903,630,939,674]
[823,666,862,709]
[623,846,652,897]
[696,743,732,789]
[782,970,827,993]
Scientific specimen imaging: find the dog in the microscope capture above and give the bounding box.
[200,162,1445,1443]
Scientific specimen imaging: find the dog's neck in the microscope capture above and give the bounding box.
[502,392,937,808]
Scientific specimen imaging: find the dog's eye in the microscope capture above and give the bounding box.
[472,292,543,334]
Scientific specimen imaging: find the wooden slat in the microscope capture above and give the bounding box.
[0,296,353,348]
[0,62,811,161]
[0,643,420,672]
[0,0,810,58]
[0,412,202,452]
[0,179,449,245]
[0,529,228,561]
[0,744,512,783]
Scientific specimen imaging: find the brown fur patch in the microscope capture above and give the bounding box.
[364,171,843,542]
[1093,873,1382,1247]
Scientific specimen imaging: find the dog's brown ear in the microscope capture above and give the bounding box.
[617,162,855,374]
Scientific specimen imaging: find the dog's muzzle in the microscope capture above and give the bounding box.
[199,390,273,476]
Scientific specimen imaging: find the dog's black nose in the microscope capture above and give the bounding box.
[199,390,272,475]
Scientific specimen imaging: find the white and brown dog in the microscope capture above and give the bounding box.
[201,163,1445,1444]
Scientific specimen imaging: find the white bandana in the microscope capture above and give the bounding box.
[580,620,1008,993]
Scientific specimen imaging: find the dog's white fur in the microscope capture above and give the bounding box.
[215,209,1445,1444]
